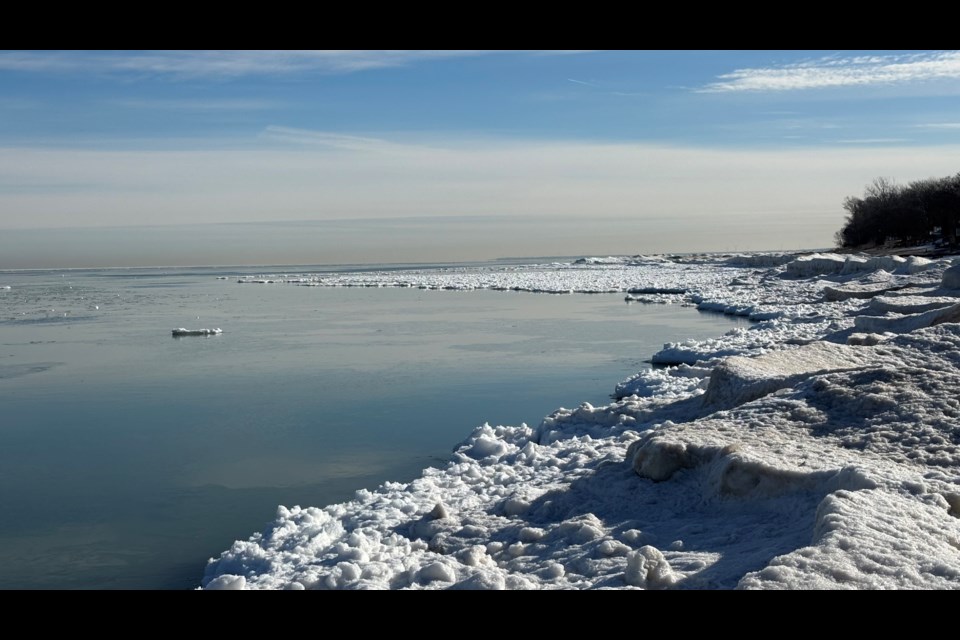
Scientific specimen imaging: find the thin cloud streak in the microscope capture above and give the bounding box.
[0,50,538,78]
[835,138,911,144]
[259,126,428,153]
[112,98,283,110]
[699,51,960,93]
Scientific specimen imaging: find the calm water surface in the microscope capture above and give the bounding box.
[0,265,747,588]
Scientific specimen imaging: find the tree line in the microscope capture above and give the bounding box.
[835,173,960,249]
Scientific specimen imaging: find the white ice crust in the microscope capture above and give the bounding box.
[203,252,960,589]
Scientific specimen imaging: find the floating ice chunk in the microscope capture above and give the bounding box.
[171,328,223,337]
[626,286,687,294]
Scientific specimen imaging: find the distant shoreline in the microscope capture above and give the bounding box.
[834,244,957,259]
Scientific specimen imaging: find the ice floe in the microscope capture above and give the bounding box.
[172,328,222,337]
[203,251,960,589]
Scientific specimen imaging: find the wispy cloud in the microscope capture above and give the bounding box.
[567,78,600,87]
[112,98,282,110]
[699,51,960,92]
[0,50,543,78]
[835,138,911,144]
[913,123,960,129]
[259,126,418,153]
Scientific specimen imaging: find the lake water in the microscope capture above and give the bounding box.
[0,264,747,589]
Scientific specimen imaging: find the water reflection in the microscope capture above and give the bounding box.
[0,268,747,588]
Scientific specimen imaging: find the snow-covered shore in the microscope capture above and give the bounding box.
[203,252,960,589]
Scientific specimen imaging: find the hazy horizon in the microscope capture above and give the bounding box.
[0,215,835,270]
[4,50,960,267]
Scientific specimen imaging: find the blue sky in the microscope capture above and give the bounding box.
[3,50,960,266]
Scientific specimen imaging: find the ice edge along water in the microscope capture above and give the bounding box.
[203,252,960,590]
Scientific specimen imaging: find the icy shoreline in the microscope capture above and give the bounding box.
[203,252,960,589]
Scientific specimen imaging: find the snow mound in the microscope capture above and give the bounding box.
[905,256,936,274]
[625,545,678,588]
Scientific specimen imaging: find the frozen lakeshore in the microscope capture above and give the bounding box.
[203,252,960,589]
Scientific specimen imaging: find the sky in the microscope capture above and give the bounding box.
[3,50,960,267]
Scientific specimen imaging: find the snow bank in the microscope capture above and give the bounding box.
[784,253,849,278]
[822,282,900,302]
[854,302,960,334]
[203,251,960,589]
[739,488,960,589]
[575,255,669,265]
[865,295,958,315]
[701,342,875,409]
[784,253,936,279]
[723,253,798,268]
